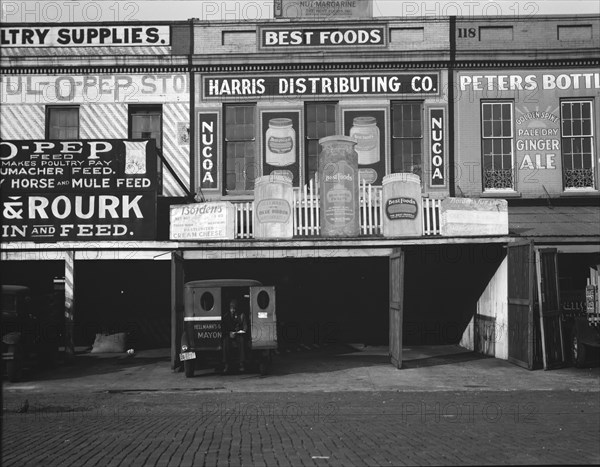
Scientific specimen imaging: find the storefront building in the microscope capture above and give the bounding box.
[1,13,598,370]
[0,22,191,350]
[454,15,600,368]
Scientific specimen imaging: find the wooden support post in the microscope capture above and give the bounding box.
[171,251,185,370]
[64,251,75,362]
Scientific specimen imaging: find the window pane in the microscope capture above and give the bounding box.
[224,105,256,193]
[48,107,79,139]
[391,103,424,176]
[483,121,492,138]
[492,121,501,137]
[305,103,337,184]
[480,102,514,190]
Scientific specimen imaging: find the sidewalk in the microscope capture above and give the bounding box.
[4,344,600,394]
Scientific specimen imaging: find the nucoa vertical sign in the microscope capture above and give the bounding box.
[198,113,218,190]
[0,139,157,241]
[430,108,445,187]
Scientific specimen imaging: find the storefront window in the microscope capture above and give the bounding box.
[391,102,423,178]
[129,105,163,193]
[305,102,337,184]
[481,101,514,190]
[224,105,256,194]
[46,106,79,139]
[561,100,595,189]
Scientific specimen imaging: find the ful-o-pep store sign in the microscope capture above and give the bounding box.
[0,26,170,47]
[0,139,157,241]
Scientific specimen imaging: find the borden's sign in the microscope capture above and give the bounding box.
[0,139,157,241]
[0,25,170,47]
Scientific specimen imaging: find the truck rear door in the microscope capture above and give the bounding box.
[184,286,223,350]
[250,286,277,350]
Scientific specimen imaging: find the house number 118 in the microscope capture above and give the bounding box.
[457,28,476,38]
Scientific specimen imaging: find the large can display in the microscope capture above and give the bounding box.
[382,173,423,237]
[318,135,360,237]
[253,172,294,239]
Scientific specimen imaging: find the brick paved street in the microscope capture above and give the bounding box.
[3,389,599,466]
[3,345,600,466]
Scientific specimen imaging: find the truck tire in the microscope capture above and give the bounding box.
[259,360,268,376]
[184,360,195,378]
[572,334,587,368]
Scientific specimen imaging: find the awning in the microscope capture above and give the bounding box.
[509,205,600,253]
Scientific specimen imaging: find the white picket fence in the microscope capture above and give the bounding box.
[233,181,441,239]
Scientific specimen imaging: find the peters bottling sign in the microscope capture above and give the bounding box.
[0,139,157,241]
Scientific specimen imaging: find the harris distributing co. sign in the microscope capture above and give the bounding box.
[274,0,373,19]
[0,139,157,241]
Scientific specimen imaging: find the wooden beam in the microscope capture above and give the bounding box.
[183,248,395,260]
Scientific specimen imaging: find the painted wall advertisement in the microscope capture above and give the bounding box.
[198,112,218,190]
[203,73,439,98]
[1,73,188,104]
[262,111,300,186]
[169,202,235,240]
[343,110,385,185]
[274,0,373,19]
[430,108,445,187]
[260,26,385,47]
[0,139,157,241]
[0,25,170,47]
[515,108,560,172]
[457,70,599,195]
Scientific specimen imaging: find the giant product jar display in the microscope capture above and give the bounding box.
[253,172,294,239]
[265,118,296,167]
[349,116,380,165]
[318,135,360,237]
[382,173,423,237]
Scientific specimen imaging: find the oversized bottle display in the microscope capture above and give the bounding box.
[318,135,360,237]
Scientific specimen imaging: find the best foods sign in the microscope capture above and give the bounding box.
[0,139,157,241]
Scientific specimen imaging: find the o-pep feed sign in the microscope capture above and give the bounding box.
[0,139,157,241]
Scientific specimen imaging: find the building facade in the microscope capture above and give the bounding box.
[1,14,598,370]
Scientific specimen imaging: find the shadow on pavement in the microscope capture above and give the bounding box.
[10,349,170,382]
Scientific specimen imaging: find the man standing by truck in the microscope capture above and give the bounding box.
[222,298,248,373]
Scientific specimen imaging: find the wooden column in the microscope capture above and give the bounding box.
[171,251,185,370]
[64,250,76,361]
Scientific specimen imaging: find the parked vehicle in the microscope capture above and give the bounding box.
[2,285,60,381]
[179,279,277,377]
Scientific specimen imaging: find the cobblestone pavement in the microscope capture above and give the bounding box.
[2,389,600,466]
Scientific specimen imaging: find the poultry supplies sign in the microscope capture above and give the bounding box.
[0,139,157,241]
[0,26,170,47]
